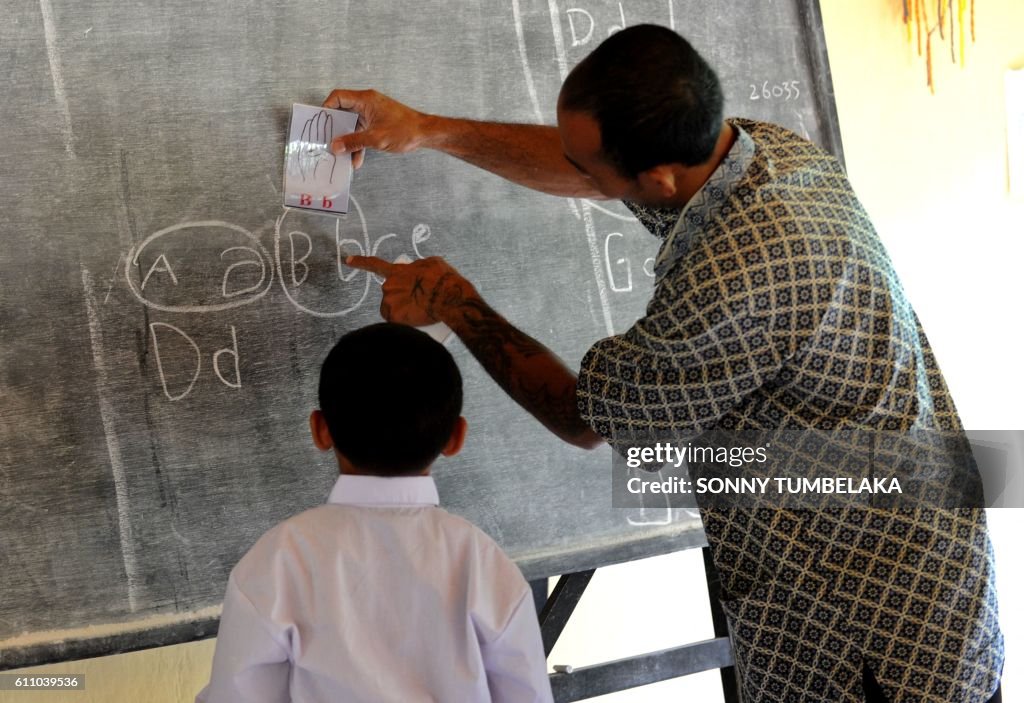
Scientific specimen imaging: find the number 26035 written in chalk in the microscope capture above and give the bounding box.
[749,80,801,100]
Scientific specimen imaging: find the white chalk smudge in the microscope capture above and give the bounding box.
[38,0,75,157]
[82,266,140,611]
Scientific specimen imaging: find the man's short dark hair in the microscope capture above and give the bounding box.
[559,24,724,177]
[318,323,463,476]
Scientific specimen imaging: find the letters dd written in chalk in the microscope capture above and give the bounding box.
[149,323,241,402]
[283,103,359,215]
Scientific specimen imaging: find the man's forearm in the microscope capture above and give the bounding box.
[323,89,600,198]
[430,276,603,449]
[420,115,602,199]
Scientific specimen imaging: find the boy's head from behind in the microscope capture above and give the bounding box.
[311,322,465,477]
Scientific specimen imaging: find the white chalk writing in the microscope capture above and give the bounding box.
[749,80,801,101]
[122,197,436,400]
[149,323,242,402]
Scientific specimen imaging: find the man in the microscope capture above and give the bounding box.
[328,24,1003,702]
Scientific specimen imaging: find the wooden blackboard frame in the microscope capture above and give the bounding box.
[799,0,845,166]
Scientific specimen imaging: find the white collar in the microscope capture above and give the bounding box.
[327,474,440,508]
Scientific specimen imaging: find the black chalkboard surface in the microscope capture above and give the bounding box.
[0,0,841,667]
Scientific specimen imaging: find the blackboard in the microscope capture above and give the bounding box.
[0,0,842,668]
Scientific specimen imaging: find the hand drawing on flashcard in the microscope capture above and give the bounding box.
[296,109,337,183]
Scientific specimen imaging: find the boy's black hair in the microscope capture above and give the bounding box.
[559,24,724,178]
[318,323,463,476]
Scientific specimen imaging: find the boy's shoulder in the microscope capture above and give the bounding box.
[434,509,521,560]
[228,503,339,582]
[429,509,531,593]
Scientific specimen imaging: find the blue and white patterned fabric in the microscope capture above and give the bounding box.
[577,119,1003,702]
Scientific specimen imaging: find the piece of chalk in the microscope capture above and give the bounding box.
[552,664,574,674]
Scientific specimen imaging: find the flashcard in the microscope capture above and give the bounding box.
[284,103,359,214]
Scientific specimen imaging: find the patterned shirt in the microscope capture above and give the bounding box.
[576,119,1003,702]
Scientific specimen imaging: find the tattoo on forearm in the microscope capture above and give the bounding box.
[410,276,426,302]
[427,273,457,318]
[430,278,592,442]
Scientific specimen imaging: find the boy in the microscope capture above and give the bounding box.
[197,323,553,702]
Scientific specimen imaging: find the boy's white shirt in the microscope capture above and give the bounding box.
[196,474,553,703]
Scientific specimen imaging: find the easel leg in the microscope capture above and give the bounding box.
[537,570,596,656]
[530,578,549,616]
[703,546,742,703]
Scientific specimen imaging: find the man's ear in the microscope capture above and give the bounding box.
[309,410,334,452]
[440,416,468,458]
[637,164,678,199]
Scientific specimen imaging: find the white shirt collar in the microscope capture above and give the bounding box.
[327,474,440,508]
